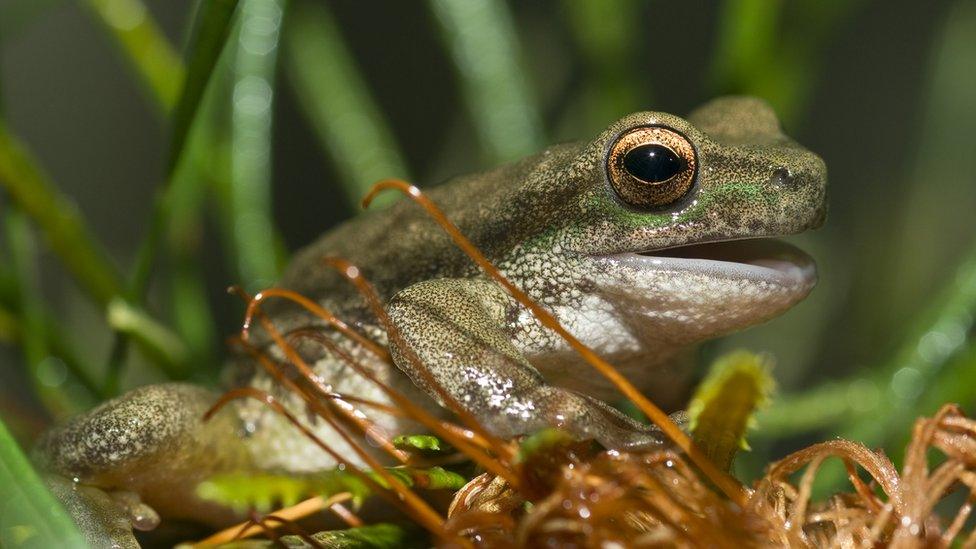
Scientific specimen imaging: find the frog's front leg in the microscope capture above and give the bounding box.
[387,278,664,450]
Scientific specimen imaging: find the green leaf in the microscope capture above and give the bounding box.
[0,417,87,548]
[222,523,423,548]
[517,428,575,463]
[392,434,449,454]
[85,0,185,112]
[226,0,285,290]
[688,350,774,472]
[197,474,311,514]
[197,466,466,513]
[0,120,124,307]
[428,0,544,163]
[167,0,240,173]
[283,1,410,211]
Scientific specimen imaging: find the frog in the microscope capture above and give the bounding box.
[35,96,826,547]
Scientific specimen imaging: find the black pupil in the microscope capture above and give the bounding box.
[623,144,683,183]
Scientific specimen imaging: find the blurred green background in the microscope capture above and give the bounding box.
[0,0,974,486]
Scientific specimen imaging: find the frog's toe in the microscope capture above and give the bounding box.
[46,474,141,549]
[109,490,161,532]
[523,387,668,452]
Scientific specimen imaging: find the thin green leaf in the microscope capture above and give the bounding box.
[222,523,421,549]
[0,417,87,548]
[126,0,241,303]
[392,434,449,454]
[709,0,865,126]
[283,2,410,211]
[0,121,124,307]
[84,0,185,112]
[428,0,544,163]
[0,303,16,344]
[105,297,188,377]
[167,0,240,173]
[197,466,466,513]
[4,207,83,417]
[561,0,647,132]
[228,0,286,290]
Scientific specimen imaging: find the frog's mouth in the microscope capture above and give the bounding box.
[614,238,816,288]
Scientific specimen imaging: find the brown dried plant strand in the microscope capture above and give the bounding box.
[286,322,520,486]
[320,256,516,465]
[241,287,391,362]
[243,312,467,543]
[194,494,353,546]
[202,388,463,546]
[362,179,747,506]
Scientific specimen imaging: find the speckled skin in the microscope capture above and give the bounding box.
[38,97,826,544]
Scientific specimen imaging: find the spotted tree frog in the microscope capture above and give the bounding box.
[37,96,826,546]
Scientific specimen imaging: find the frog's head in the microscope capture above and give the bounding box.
[538,96,827,348]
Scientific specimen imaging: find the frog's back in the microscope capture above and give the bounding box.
[274,141,585,320]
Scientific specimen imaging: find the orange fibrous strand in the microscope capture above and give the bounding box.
[361,178,746,505]
[232,285,512,480]
[319,256,516,465]
[284,327,513,481]
[241,286,390,362]
[203,387,460,545]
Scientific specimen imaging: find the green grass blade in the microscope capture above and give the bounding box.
[0,417,87,549]
[3,207,83,418]
[111,1,241,388]
[84,0,185,112]
[129,0,241,301]
[0,122,189,383]
[283,2,410,211]
[709,0,863,126]
[428,0,544,162]
[0,121,124,307]
[228,0,286,290]
[561,0,646,131]
[167,0,240,173]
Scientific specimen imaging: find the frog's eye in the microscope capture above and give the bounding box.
[607,126,698,209]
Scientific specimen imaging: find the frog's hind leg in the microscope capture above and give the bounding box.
[387,278,665,451]
[35,383,253,545]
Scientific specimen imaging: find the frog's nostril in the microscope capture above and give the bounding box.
[770,167,796,188]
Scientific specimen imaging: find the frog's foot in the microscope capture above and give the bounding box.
[34,383,254,542]
[45,474,144,549]
[387,278,667,451]
[521,386,666,451]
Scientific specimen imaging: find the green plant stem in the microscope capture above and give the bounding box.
[4,207,72,417]
[709,0,863,126]
[84,0,185,112]
[428,0,544,163]
[0,302,102,401]
[561,0,646,131]
[98,0,241,391]
[283,2,410,211]
[227,0,286,290]
[0,122,123,307]
[0,122,187,380]
[0,418,87,548]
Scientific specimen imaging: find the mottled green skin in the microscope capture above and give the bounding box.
[38,97,826,544]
